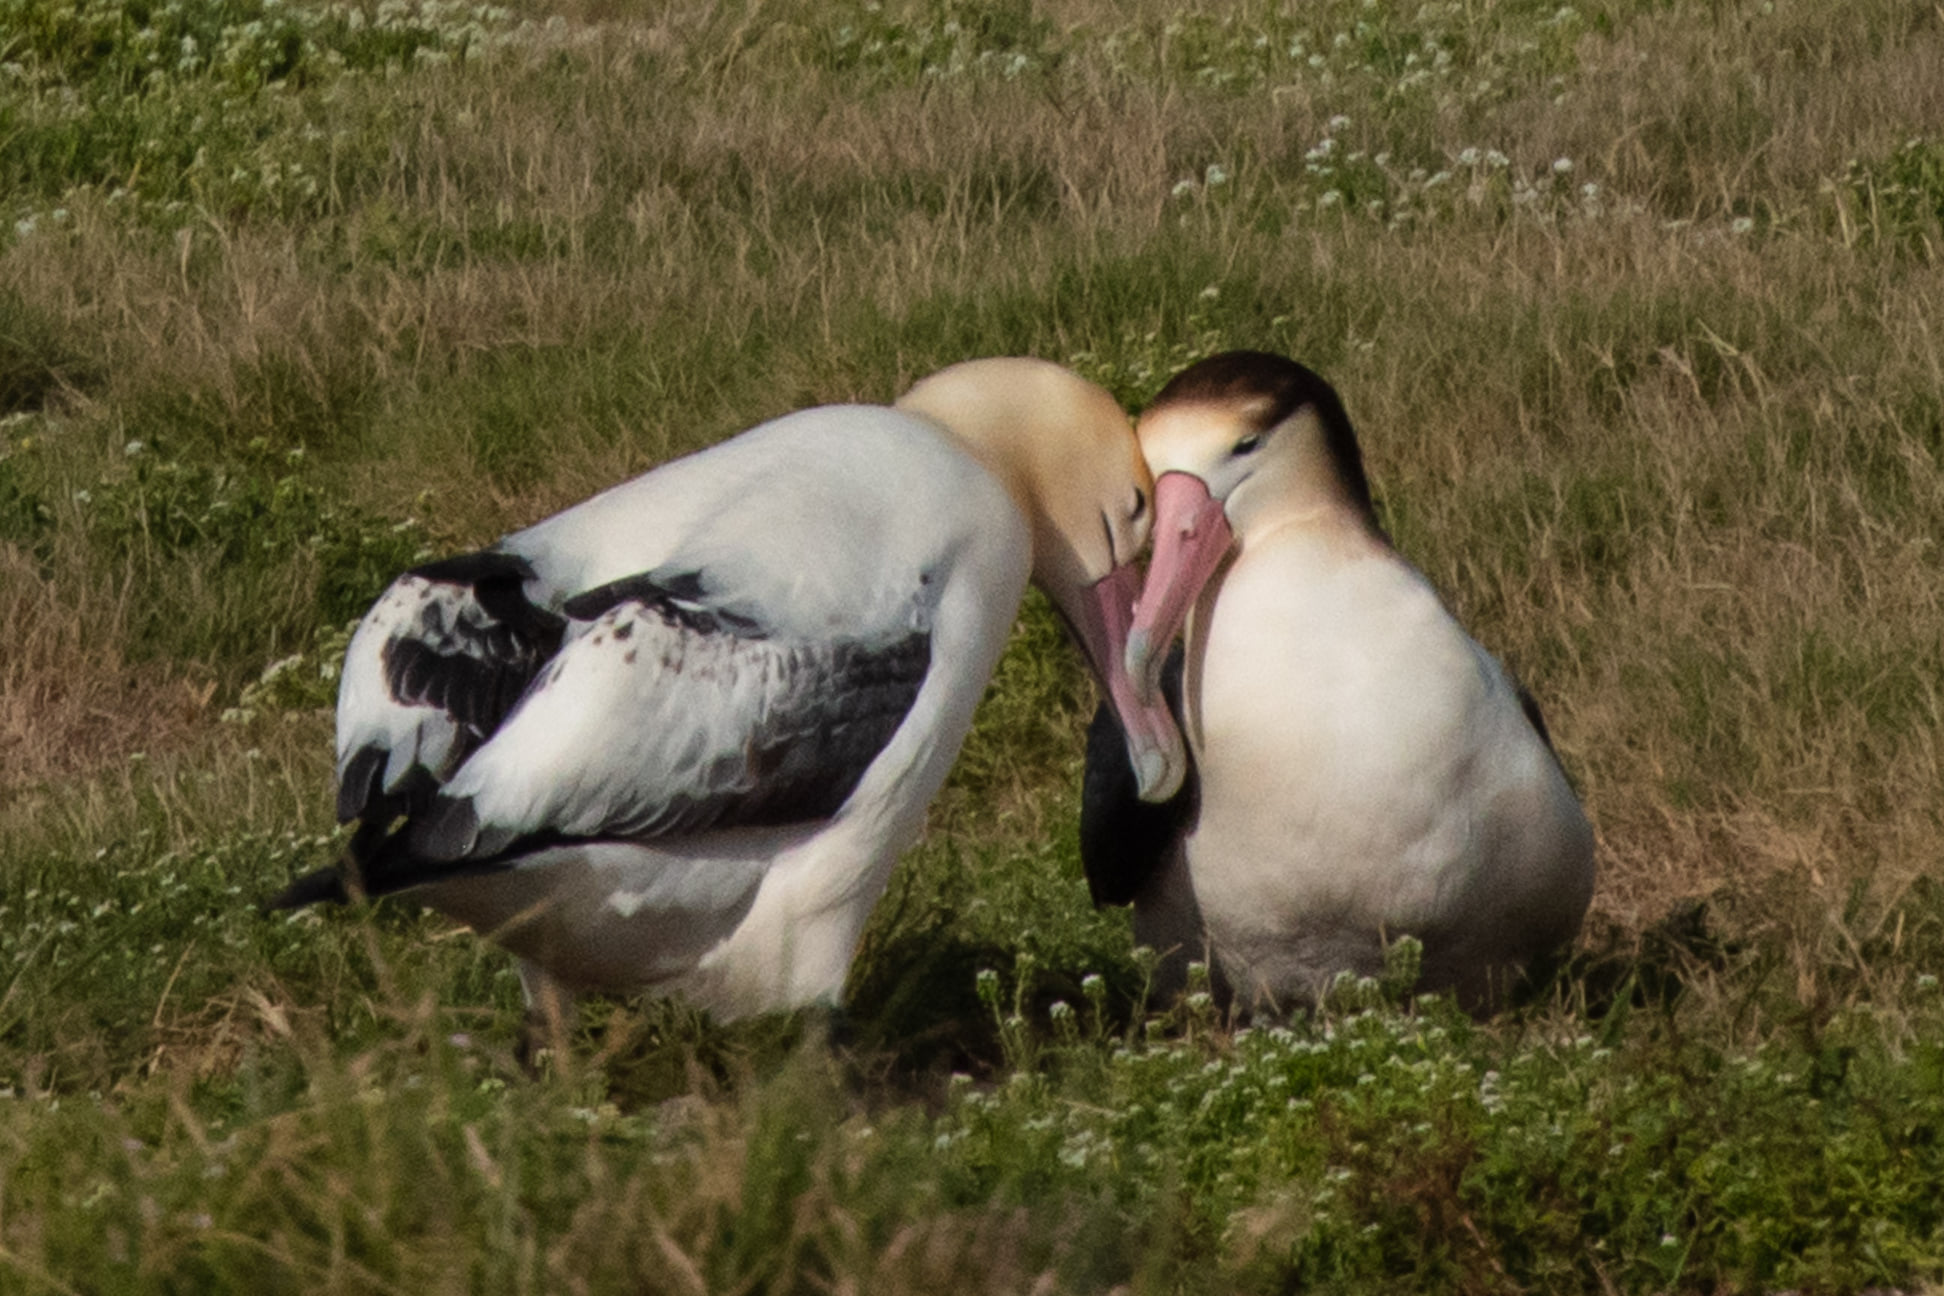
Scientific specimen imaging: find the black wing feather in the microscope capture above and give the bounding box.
[1080,645,1195,907]
[398,578,931,878]
[381,551,566,733]
[289,563,934,906]
[702,630,931,830]
[1513,678,1555,751]
[562,568,767,638]
[335,549,566,827]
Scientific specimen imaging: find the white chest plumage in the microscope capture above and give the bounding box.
[1088,349,1593,1016]
[1152,525,1594,1011]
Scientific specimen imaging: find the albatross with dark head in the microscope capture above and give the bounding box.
[1081,350,1594,1014]
[275,358,1187,1029]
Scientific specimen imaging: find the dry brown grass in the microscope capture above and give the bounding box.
[0,546,216,792]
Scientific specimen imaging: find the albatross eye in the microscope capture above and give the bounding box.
[1231,432,1264,457]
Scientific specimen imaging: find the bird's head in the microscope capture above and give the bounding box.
[898,358,1186,801]
[1124,351,1379,701]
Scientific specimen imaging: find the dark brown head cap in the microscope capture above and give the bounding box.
[1147,350,1374,516]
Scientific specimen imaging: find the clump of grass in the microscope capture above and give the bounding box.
[0,441,56,561]
[10,906,1944,1293]
[1842,135,1944,251]
[0,0,528,228]
[0,288,99,414]
[816,0,1055,84]
[66,435,429,676]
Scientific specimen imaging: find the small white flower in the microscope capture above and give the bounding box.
[1731,216,1754,234]
[1327,114,1351,131]
[124,439,146,457]
[1485,149,1510,169]
[1457,147,1480,167]
[1171,178,1197,198]
[1319,189,1342,207]
[1552,156,1574,174]
[1204,163,1229,186]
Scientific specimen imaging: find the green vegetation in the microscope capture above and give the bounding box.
[3,0,1942,1289]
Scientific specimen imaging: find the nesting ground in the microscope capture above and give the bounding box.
[2,1,1943,1291]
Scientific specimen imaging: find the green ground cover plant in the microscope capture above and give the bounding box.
[3,0,1943,1289]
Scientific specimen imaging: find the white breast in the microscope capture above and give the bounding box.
[1173,525,1593,1008]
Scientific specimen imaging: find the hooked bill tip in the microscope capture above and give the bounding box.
[1130,739,1185,802]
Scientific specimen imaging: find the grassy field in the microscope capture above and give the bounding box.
[2,0,1943,1289]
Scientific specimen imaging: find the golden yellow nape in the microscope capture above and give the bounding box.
[896,357,1150,594]
[896,357,1183,802]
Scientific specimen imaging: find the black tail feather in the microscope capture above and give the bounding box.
[264,803,546,913]
[263,864,352,911]
[262,816,407,912]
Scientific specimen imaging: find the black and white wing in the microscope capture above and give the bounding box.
[1080,644,1195,907]
[385,567,932,879]
[333,550,565,824]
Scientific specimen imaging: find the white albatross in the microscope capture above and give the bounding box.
[274,358,1186,1026]
[1080,351,1594,1014]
